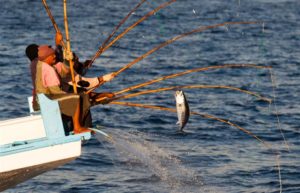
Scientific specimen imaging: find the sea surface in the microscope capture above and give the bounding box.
[0,0,299,192]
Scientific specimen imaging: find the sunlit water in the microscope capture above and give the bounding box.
[95,130,206,193]
[1,0,300,192]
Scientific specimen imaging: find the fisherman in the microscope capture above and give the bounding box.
[26,43,40,110]
[26,33,115,133]
[35,45,112,133]
[26,32,65,110]
[26,32,115,110]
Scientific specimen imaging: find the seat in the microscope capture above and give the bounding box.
[37,94,65,139]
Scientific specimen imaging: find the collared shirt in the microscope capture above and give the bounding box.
[35,60,65,95]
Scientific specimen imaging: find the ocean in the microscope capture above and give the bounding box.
[0,0,299,192]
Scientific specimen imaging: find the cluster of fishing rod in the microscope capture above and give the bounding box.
[41,0,289,152]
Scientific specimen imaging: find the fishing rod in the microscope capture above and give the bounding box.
[88,0,147,68]
[91,64,271,100]
[109,101,273,150]
[86,21,261,94]
[114,64,272,95]
[42,0,77,92]
[88,0,176,67]
[100,84,272,103]
[114,21,260,77]
[41,0,66,49]
[63,0,77,93]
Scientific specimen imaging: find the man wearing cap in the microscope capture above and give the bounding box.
[26,33,115,110]
[35,45,95,133]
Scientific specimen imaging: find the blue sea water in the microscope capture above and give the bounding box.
[0,0,300,192]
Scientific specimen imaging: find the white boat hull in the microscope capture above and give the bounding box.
[0,94,91,191]
[0,140,81,173]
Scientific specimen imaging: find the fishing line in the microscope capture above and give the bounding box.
[256,22,289,151]
[38,1,285,192]
[113,64,271,95]
[255,21,285,193]
[276,154,282,193]
[269,69,290,151]
[109,101,273,150]
[105,84,272,103]
[113,21,261,78]
[91,64,271,101]
[86,21,262,94]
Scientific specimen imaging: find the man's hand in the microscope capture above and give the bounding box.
[89,92,116,105]
[55,32,63,46]
[83,60,92,68]
[102,72,116,82]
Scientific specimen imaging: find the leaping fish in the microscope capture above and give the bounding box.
[175,90,190,131]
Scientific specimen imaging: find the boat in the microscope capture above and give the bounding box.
[0,94,91,191]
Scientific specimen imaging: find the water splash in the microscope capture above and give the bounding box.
[95,128,213,192]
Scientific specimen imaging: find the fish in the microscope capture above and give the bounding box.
[175,90,190,131]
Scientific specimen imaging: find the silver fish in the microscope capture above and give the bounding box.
[175,90,190,131]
